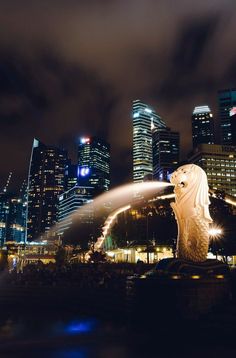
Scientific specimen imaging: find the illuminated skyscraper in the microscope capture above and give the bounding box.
[0,178,27,245]
[230,107,236,146]
[58,185,94,238]
[65,161,78,191]
[0,193,9,245]
[132,100,166,182]
[189,144,236,197]
[218,89,236,144]
[27,139,67,241]
[152,127,180,181]
[78,137,110,194]
[192,106,215,148]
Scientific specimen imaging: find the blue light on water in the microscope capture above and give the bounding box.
[65,319,96,335]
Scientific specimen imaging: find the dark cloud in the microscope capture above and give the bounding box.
[0,0,236,190]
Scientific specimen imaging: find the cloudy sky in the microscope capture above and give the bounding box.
[0,0,236,190]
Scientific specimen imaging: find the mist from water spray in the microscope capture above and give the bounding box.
[45,181,173,245]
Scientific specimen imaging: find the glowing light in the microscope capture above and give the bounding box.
[171,275,181,280]
[94,205,131,250]
[80,137,90,144]
[230,107,236,117]
[191,275,200,279]
[209,227,223,238]
[216,275,224,279]
[80,167,90,177]
[65,320,96,335]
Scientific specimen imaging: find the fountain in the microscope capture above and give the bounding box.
[127,164,231,320]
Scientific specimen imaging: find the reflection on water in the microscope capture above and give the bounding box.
[0,313,99,357]
[0,311,234,358]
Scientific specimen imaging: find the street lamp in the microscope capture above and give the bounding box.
[209,227,223,238]
[209,226,223,259]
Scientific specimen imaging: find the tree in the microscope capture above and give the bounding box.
[88,250,107,263]
[0,249,8,271]
[55,246,66,267]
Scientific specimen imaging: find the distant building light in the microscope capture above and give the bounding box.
[78,167,90,177]
[145,108,152,114]
[193,106,211,115]
[133,112,140,118]
[80,137,90,144]
[229,107,236,117]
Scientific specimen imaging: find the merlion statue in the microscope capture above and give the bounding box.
[170,164,212,262]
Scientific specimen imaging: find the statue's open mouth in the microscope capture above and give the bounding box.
[178,181,185,188]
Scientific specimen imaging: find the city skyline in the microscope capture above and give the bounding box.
[1,91,236,194]
[1,1,236,190]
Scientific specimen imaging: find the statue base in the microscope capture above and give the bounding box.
[126,258,231,320]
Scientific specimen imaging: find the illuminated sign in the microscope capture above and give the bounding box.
[230,107,236,117]
[80,137,90,144]
[78,166,90,177]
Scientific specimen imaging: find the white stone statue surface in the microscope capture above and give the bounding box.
[170,164,213,262]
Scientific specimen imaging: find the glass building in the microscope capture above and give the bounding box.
[218,89,236,144]
[65,161,78,191]
[230,108,236,145]
[0,193,9,246]
[78,137,110,194]
[189,144,236,197]
[0,176,27,245]
[58,185,94,238]
[0,194,26,245]
[132,100,166,182]
[152,127,180,181]
[192,106,215,148]
[27,139,67,241]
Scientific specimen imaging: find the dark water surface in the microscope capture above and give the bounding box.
[0,308,235,358]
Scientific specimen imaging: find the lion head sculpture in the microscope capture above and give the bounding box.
[170,164,212,223]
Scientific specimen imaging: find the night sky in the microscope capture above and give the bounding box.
[1,0,236,191]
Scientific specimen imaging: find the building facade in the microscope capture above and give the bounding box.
[192,105,215,148]
[132,100,166,182]
[65,161,78,191]
[58,185,94,238]
[27,139,67,241]
[189,144,236,197]
[78,137,110,194]
[152,127,180,181]
[0,193,26,245]
[218,89,236,145]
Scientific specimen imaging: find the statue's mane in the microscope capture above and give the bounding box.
[176,164,212,222]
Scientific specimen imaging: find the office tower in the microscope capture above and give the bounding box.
[0,184,26,245]
[7,197,26,243]
[78,137,110,194]
[65,161,78,191]
[58,185,94,238]
[0,173,12,245]
[0,193,9,245]
[229,107,236,145]
[152,127,180,181]
[188,144,236,197]
[27,139,67,241]
[132,100,166,182]
[192,106,215,148]
[19,180,28,242]
[218,89,236,144]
